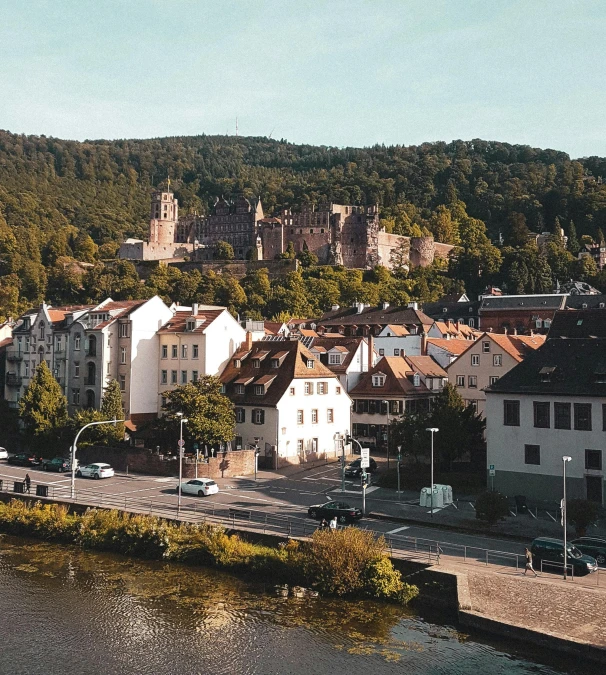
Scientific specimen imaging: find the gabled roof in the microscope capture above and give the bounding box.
[318,305,433,330]
[158,309,225,334]
[382,324,410,336]
[89,300,148,330]
[426,338,473,355]
[220,340,337,406]
[443,332,545,368]
[479,294,567,311]
[349,356,431,398]
[308,336,366,374]
[486,338,606,397]
[404,355,447,378]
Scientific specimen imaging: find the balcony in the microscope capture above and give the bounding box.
[6,350,23,362]
[6,373,23,387]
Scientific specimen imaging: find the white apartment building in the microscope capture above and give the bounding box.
[157,304,246,404]
[220,338,352,468]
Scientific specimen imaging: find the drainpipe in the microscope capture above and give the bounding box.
[275,408,279,470]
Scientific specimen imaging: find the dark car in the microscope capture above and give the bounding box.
[307,501,363,524]
[344,457,378,478]
[7,453,41,467]
[530,537,598,576]
[42,457,70,473]
[571,537,606,566]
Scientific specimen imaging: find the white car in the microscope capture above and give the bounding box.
[177,478,219,497]
[0,447,8,460]
[76,463,115,479]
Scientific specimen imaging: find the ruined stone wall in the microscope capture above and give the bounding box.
[166,258,298,279]
[376,232,410,269]
[410,236,436,267]
[119,241,194,261]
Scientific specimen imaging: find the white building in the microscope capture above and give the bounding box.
[220,337,352,468]
[486,332,605,504]
[158,304,246,404]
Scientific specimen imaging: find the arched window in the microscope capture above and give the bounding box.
[39,321,45,339]
[86,390,96,409]
[38,347,45,364]
[86,362,96,386]
[87,335,97,357]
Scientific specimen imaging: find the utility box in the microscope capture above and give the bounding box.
[13,481,25,494]
[434,484,453,505]
[419,488,429,507]
[430,488,444,509]
[36,485,49,498]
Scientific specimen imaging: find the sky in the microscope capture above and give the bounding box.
[1,0,605,157]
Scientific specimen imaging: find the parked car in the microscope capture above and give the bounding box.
[571,537,606,566]
[344,457,378,478]
[177,478,219,497]
[42,457,70,472]
[0,447,8,460]
[530,537,598,576]
[76,463,115,479]
[7,452,41,467]
[307,501,363,524]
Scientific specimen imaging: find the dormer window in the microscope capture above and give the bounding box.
[235,384,245,394]
[186,319,196,331]
[271,359,279,368]
[413,373,420,387]
[234,358,241,368]
[220,384,226,394]
[254,385,264,395]
[539,366,555,382]
[329,353,342,365]
[372,373,386,387]
[252,359,261,368]
[306,359,315,369]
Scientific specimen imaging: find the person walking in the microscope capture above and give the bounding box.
[319,519,328,531]
[329,516,337,531]
[524,547,538,577]
[24,473,31,494]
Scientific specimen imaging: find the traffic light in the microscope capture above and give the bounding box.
[345,434,352,446]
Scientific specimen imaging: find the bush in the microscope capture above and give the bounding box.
[475,491,509,526]
[566,499,601,537]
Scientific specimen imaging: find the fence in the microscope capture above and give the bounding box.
[1,473,605,585]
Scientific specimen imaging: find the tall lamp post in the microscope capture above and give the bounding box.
[562,455,572,581]
[397,444,402,501]
[382,400,390,469]
[176,413,188,514]
[426,428,439,517]
[71,418,124,499]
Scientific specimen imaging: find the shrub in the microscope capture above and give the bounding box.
[475,491,509,526]
[566,499,601,537]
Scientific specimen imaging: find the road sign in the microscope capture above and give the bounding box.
[177,440,185,448]
[360,447,370,469]
[489,464,495,477]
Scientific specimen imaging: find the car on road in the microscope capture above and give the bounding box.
[42,457,71,472]
[530,537,598,576]
[177,478,219,497]
[307,500,363,524]
[0,447,8,460]
[344,457,378,478]
[7,452,41,467]
[571,537,606,566]
[76,463,115,480]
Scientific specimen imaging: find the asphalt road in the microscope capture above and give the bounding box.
[0,459,527,559]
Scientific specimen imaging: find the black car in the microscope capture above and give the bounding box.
[530,537,598,576]
[42,457,70,473]
[307,501,363,524]
[344,457,378,478]
[571,537,606,566]
[7,453,41,467]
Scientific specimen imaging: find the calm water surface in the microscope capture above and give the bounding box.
[0,536,598,675]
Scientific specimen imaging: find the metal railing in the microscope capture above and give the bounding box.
[1,473,605,584]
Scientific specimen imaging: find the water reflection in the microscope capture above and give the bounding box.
[0,536,598,675]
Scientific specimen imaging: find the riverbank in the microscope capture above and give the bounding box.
[0,498,417,605]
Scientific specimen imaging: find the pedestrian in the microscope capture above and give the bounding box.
[524,547,537,577]
[319,518,328,531]
[24,473,31,494]
[329,516,337,531]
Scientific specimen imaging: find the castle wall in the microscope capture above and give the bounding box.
[119,241,194,262]
[376,232,410,269]
[166,259,298,280]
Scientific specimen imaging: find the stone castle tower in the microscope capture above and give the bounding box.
[148,189,179,245]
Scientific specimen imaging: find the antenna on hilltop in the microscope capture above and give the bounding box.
[236,117,238,137]
[268,126,275,139]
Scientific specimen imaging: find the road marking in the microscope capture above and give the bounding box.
[303,476,343,482]
[385,526,410,534]
[155,477,174,483]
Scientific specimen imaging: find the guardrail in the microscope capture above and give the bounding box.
[1,473,605,583]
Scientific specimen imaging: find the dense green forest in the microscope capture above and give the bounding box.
[1,129,606,320]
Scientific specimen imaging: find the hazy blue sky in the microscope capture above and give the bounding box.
[1,0,605,157]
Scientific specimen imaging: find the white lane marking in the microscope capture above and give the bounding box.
[303,467,339,478]
[385,526,410,534]
[303,476,343,482]
[155,477,175,483]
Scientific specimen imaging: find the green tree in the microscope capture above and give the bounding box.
[389,238,410,277]
[162,376,235,448]
[279,241,296,260]
[100,379,125,444]
[73,231,98,263]
[215,240,235,260]
[566,499,601,537]
[19,361,68,450]
[475,491,509,526]
[506,212,531,247]
[296,248,319,268]
[567,220,580,256]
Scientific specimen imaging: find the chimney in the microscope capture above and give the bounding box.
[244,331,253,351]
[407,302,418,310]
[381,301,390,310]
[368,334,374,369]
[421,331,428,355]
[192,303,199,316]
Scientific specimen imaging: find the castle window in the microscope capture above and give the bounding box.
[310,229,314,234]
[321,229,324,233]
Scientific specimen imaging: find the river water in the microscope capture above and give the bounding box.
[0,536,598,675]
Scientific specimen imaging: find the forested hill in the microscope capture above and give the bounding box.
[1,129,606,320]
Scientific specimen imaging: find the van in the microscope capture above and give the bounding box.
[530,537,598,576]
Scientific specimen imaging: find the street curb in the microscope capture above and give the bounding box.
[367,511,533,545]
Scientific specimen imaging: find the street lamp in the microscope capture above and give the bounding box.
[253,437,260,480]
[176,413,188,514]
[397,444,402,500]
[382,400,390,469]
[426,428,439,517]
[562,455,572,581]
[70,418,124,499]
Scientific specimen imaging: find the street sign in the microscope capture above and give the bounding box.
[178,440,185,448]
[489,464,495,477]
[360,447,370,469]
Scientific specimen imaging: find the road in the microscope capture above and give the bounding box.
[0,459,526,560]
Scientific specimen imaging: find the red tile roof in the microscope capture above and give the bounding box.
[349,356,431,398]
[158,309,225,334]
